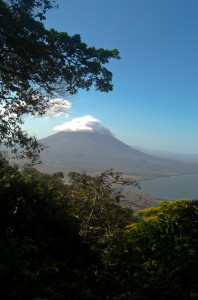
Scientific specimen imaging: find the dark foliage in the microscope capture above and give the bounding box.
[68,170,137,256]
[0,157,100,299]
[109,200,198,299]
[1,155,197,299]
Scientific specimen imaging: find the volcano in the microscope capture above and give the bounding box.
[38,131,198,180]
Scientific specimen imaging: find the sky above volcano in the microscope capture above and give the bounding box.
[23,0,198,155]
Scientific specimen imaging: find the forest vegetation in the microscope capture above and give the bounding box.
[0,156,198,299]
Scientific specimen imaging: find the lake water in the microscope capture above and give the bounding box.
[127,174,198,201]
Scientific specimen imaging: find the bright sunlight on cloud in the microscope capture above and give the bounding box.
[53,115,113,135]
[43,98,72,119]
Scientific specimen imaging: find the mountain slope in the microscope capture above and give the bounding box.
[38,132,198,179]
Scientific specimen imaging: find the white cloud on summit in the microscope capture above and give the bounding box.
[43,98,72,119]
[53,115,113,135]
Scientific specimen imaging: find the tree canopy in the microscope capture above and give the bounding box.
[0,0,120,158]
[1,155,197,299]
[68,170,137,254]
[0,155,100,299]
[109,200,198,299]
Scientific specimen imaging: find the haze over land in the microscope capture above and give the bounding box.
[133,146,198,163]
[36,127,198,208]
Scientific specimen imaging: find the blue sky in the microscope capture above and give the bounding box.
[23,0,198,154]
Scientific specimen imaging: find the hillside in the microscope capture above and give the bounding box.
[38,131,198,180]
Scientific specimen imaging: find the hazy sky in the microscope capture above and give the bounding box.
[23,0,198,154]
